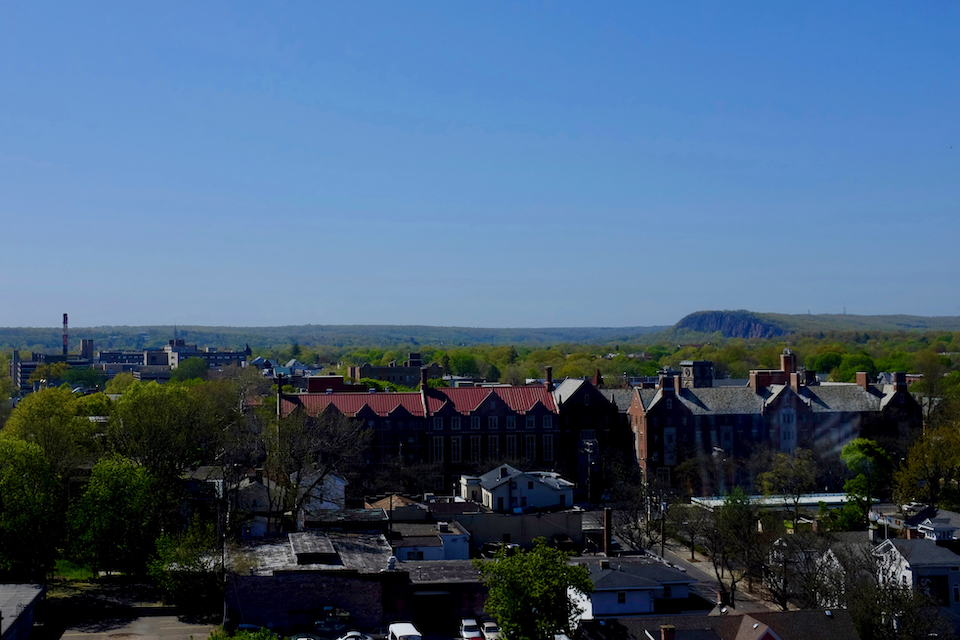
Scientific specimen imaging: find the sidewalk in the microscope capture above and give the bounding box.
[658,537,779,614]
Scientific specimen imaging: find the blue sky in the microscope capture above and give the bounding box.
[1,2,957,328]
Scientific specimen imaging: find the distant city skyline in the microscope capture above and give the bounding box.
[2,3,957,328]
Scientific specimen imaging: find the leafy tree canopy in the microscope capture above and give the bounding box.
[474,538,592,640]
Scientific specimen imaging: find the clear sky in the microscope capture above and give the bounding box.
[1,2,957,328]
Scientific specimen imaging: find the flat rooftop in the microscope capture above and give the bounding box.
[227,532,394,575]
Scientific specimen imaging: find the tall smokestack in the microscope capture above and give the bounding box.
[63,313,68,356]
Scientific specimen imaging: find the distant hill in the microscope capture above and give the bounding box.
[0,324,669,353]
[669,310,960,340]
[674,311,785,339]
[3,312,960,354]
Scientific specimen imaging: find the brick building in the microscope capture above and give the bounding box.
[280,368,629,494]
[630,350,922,489]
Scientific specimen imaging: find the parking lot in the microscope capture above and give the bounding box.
[59,615,217,640]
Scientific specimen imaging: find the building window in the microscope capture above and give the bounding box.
[408,551,423,561]
[451,436,462,463]
[451,416,461,430]
[488,416,499,430]
[506,416,516,430]
[525,435,536,459]
[580,429,596,441]
[433,417,443,430]
[526,415,535,429]
[664,585,672,598]
[471,435,481,463]
[431,436,444,463]
[471,416,481,430]
[666,399,672,410]
[543,415,553,429]
[584,395,591,406]
[488,435,499,459]
[506,435,517,459]
[543,434,554,461]
[617,592,626,604]
[528,481,534,489]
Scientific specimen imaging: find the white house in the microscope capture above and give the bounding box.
[571,558,692,620]
[389,521,471,561]
[461,464,574,512]
[874,538,960,613]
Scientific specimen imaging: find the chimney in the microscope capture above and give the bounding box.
[780,349,796,376]
[545,366,553,391]
[420,367,428,390]
[660,625,676,640]
[856,372,869,389]
[673,374,681,394]
[499,466,509,479]
[894,372,907,392]
[599,559,610,570]
[789,372,800,390]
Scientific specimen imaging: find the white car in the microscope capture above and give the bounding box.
[482,621,501,640]
[460,619,483,640]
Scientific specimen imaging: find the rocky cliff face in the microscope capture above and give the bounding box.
[675,311,786,339]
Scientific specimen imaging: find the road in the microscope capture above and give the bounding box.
[659,537,777,613]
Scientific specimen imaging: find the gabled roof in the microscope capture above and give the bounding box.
[553,378,586,405]
[600,389,634,412]
[579,609,859,640]
[585,560,692,590]
[632,382,893,417]
[878,538,960,567]
[283,385,558,419]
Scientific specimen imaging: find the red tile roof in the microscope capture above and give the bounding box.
[281,386,557,419]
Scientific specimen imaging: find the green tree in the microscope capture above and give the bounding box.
[3,385,97,475]
[171,357,210,383]
[28,361,69,387]
[474,538,593,640]
[0,438,62,580]
[893,425,960,508]
[69,454,156,574]
[108,382,208,528]
[150,516,222,614]
[63,366,106,390]
[841,438,892,522]
[104,372,137,394]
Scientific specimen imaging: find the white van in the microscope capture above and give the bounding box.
[388,622,422,640]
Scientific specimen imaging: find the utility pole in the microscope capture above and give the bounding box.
[660,500,666,558]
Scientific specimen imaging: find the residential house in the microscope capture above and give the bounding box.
[874,538,960,612]
[574,557,695,619]
[459,464,574,512]
[390,521,470,561]
[578,609,860,640]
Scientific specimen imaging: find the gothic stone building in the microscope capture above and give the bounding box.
[631,350,921,489]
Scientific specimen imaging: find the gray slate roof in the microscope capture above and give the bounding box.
[583,559,692,590]
[882,539,960,567]
[553,378,586,405]
[634,383,898,416]
[599,389,634,412]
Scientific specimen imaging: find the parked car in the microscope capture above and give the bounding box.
[387,622,422,640]
[482,621,501,640]
[336,631,373,640]
[460,619,483,640]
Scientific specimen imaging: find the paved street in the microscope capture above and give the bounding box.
[659,537,777,614]
[59,616,216,640]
